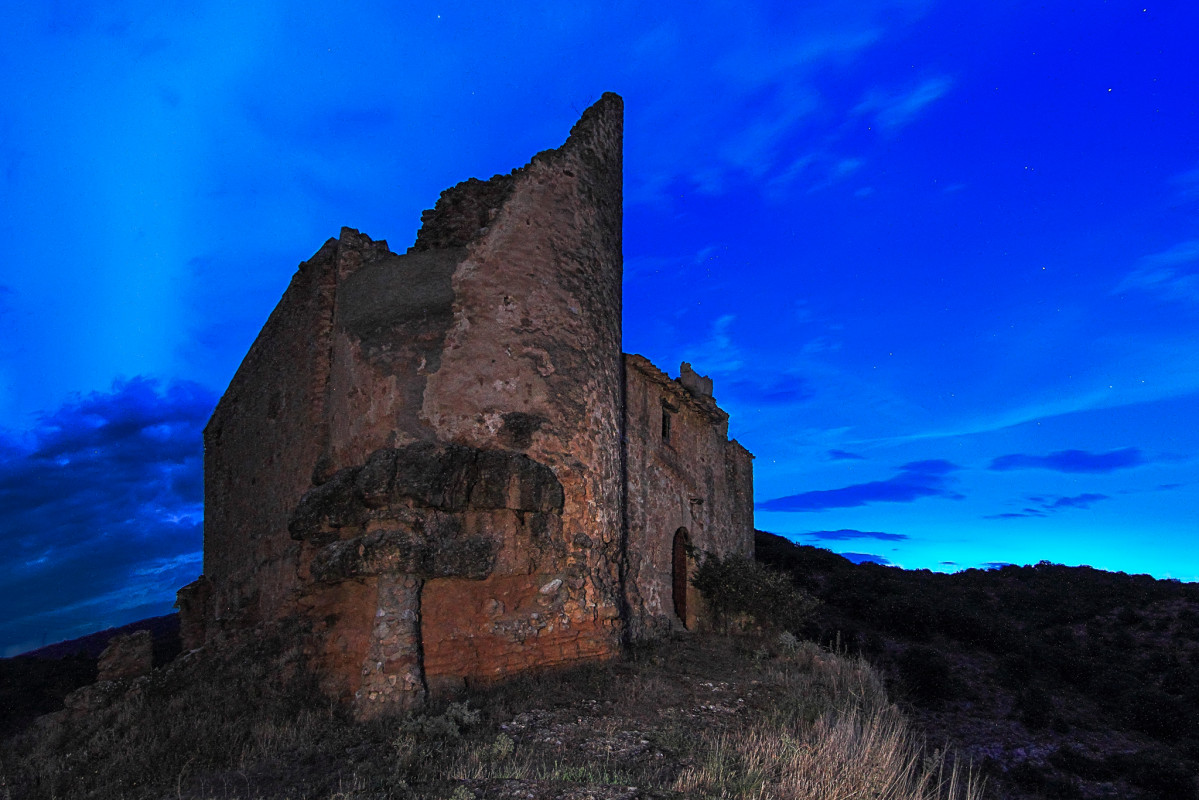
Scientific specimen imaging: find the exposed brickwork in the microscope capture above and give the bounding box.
[181,93,754,716]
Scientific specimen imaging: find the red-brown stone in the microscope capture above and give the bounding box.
[183,93,755,716]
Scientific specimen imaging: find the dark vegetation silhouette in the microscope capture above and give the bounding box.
[755,531,1199,800]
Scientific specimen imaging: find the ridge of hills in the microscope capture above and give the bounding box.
[754,531,1199,799]
[1,533,1196,799]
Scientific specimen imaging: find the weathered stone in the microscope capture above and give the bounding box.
[291,443,565,530]
[191,93,754,718]
[412,175,517,252]
[175,576,211,650]
[355,447,398,508]
[679,361,714,399]
[622,355,754,638]
[310,526,494,582]
[288,466,367,541]
[97,630,153,682]
[499,411,547,449]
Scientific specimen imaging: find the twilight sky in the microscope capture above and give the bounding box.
[2,1,1197,655]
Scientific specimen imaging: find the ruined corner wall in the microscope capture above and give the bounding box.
[622,355,755,640]
[198,234,356,629]
[190,93,626,712]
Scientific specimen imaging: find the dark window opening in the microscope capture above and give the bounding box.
[672,527,689,624]
[661,407,672,444]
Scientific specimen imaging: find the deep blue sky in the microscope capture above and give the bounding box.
[2,1,1197,655]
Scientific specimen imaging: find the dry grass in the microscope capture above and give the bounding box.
[673,705,981,800]
[667,642,984,800]
[0,631,984,800]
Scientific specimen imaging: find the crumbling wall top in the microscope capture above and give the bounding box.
[679,362,713,399]
[625,354,728,428]
[410,92,623,255]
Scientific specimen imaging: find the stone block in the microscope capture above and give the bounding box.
[97,630,153,682]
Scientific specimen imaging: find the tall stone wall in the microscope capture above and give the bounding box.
[199,235,349,628]
[188,93,628,713]
[622,355,755,640]
[185,92,757,716]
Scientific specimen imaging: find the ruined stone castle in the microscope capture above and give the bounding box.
[177,93,754,714]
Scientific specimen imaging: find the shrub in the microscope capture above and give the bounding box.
[1012,686,1053,731]
[896,645,957,705]
[1107,749,1199,799]
[776,631,801,655]
[1119,687,1189,741]
[691,552,820,633]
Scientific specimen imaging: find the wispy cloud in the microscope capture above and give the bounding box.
[855,76,953,130]
[757,459,962,512]
[624,5,931,203]
[988,447,1145,474]
[1114,240,1199,305]
[624,245,724,281]
[768,152,866,194]
[0,377,214,655]
[684,314,742,375]
[802,528,909,542]
[827,449,865,460]
[722,372,813,408]
[985,492,1110,519]
[1045,492,1108,510]
[842,552,892,565]
[1170,163,1199,200]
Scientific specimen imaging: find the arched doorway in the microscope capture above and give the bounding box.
[672,527,690,625]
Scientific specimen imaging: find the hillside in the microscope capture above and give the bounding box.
[4,536,1197,799]
[0,621,981,800]
[755,531,1199,799]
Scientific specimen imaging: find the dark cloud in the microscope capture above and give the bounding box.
[984,492,1109,520]
[827,449,865,461]
[841,552,892,565]
[1157,483,1184,491]
[939,561,958,566]
[1046,493,1108,510]
[988,447,1145,474]
[900,459,958,475]
[802,529,909,542]
[756,459,962,512]
[0,377,216,656]
[723,373,813,407]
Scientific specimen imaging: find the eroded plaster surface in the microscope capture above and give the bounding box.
[181,93,754,715]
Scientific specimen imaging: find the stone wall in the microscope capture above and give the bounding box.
[186,93,630,715]
[622,355,755,640]
[96,630,153,683]
[200,234,348,628]
[185,92,756,716]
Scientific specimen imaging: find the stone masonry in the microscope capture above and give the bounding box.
[178,93,754,715]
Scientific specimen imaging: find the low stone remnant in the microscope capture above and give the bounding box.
[97,630,153,683]
[178,92,755,715]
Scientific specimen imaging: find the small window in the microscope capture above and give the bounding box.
[661,406,672,444]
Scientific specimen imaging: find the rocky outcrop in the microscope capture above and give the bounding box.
[96,630,153,683]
